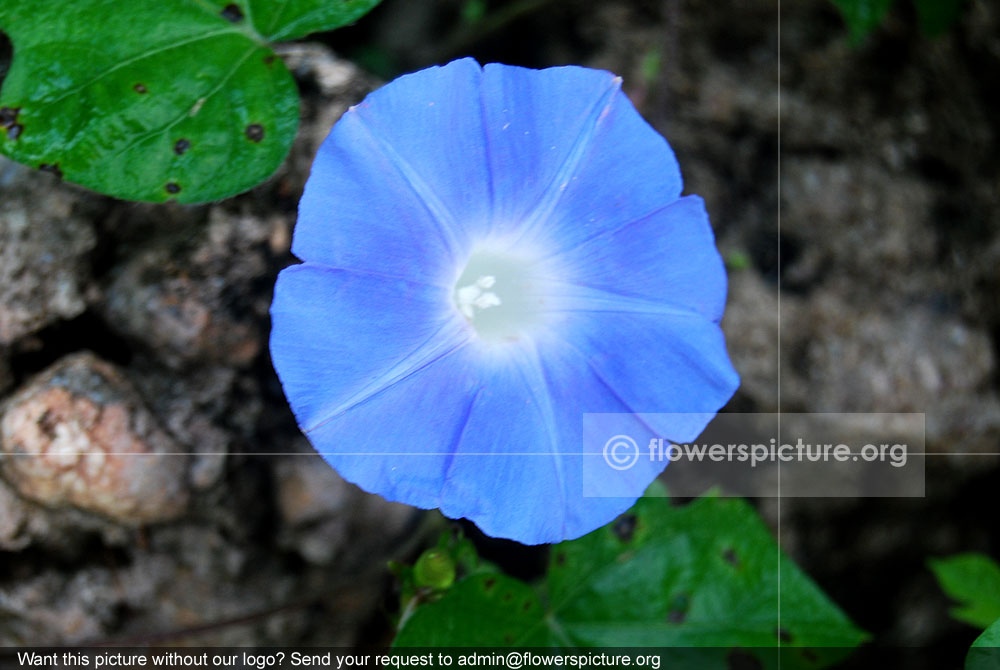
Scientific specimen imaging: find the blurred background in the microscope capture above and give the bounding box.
[1,0,998,666]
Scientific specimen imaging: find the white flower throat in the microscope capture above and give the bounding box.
[453,250,544,342]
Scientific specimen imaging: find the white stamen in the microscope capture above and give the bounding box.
[472,292,502,310]
[456,275,502,319]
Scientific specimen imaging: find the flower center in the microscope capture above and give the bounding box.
[453,251,541,342]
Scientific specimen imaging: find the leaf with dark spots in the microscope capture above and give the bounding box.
[245,123,264,143]
[220,3,244,23]
[775,627,792,643]
[173,139,190,155]
[0,0,383,203]
[723,547,740,567]
[0,106,17,127]
[612,513,637,542]
[667,593,690,624]
[482,577,496,592]
[165,182,180,194]
[394,486,867,660]
[544,495,866,652]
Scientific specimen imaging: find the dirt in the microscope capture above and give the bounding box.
[1,0,998,663]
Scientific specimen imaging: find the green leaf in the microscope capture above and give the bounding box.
[912,0,963,37]
[929,553,1000,628]
[394,492,867,667]
[395,574,551,647]
[831,0,894,43]
[0,0,381,203]
[967,618,1000,670]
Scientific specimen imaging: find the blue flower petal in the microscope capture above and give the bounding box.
[270,264,468,433]
[481,63,682,250]
[548,195,728,322]
[293,58,489,281]
[436,341,687,543]
[541,194,739,421]
[302,344,480,513]
[564,309,738,429]
[305,337,666,545]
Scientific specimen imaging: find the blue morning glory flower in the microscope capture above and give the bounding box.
[270,58,738,545]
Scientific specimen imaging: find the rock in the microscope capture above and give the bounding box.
[780,159,941,296]
[0,352,189,524]
[274,444,417,566]
[0,571,110,645]
[275,453,354,528]
[721,269,780,411]
[100,208,271,369]
[275,454,353,565]
[278,44,368,99]
[0,478,34,550]
[131,363,240,491]
[0,158,96,345]
[275,43,378,194]
[781,293,1000,450]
